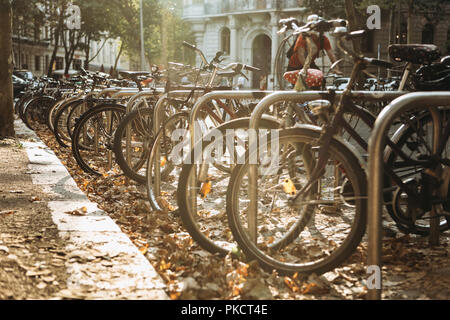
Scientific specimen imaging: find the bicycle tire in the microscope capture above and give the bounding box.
[226,126,367,276]
[22,96,56,131]
[71,103,126,175]
[113,107,155,183]
[146,112,189,211]
[384,108,450,235]
[177,117,282,255]
[46,98,66,132]
[53,99,84,148]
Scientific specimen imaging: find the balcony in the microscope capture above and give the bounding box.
[184,0,304,18]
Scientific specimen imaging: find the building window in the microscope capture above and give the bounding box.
[73,59,82,70]
[397,23,407,44]
[447,27,450,54]
[56,57,64,70]
[35,56,41,71]
[221,27,230,55]
[422,23,435,44]
[362,30,374,53]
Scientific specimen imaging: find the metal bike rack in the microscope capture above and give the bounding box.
[111,89,149,99]
[246,90,406,242]
[189,90,273,149]
[149,90,273,210]
[150,90,209,209]
[367,91,450,300]
[125,89,165,112]
[123,89,166,167]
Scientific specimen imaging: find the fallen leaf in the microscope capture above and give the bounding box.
[9,190,24,194]
[65,207,88,216]
[30,196,41,202]
[284,277,300,293]
[170,292,180,300]
[282,179,296,195]
[139,244,149,255]
[200,181,212,199]
[0,210,16,216]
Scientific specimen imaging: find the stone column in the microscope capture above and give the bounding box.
[270,12,280,89]
[191,20,206,66]
[229,15,238,61]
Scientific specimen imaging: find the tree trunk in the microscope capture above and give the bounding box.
[397,0,401,44]
[407,0,413,44]
[344,0,361,54]
[84,34,91,70]
[0,0,15,138]
[48,9,65,76]
[388,5,395,46]
[113,42,124,77]
[387,5,396,77]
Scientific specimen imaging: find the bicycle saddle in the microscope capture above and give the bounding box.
[388,44,441,65]
[119,71,152,80]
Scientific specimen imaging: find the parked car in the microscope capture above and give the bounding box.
[51,69,80,80]
[12,74,27,98]
[13,69,34,82]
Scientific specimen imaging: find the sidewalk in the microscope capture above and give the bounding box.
[0,119,168,299]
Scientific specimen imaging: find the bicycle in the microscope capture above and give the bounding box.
[225,19,449,275]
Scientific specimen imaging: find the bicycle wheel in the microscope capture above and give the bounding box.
[53,99,84,148]
[17,92,34,120]
[146,112,189,211]
[66,99,91,139]
[384,107,450,235]
[71,104,126,175]
[113,106,155,183]
[226,126,367,276]
[23,96,56,131]
[46,98,67,132]
[274,33,297,90]
[177,117,281,255]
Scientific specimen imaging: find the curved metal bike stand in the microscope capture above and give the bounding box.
[149,90,273,210]
[367,91,450,300]
[246,91,406,243]
[123,89,166,166]
[110,89,148,99]
[189,90,273,149]
[125,89,165,113]
[150,90,210,210]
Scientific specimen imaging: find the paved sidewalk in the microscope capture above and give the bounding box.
[0,120,168,299]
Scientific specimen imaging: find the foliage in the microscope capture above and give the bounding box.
[302,0,346,19]
[11,0,195,71]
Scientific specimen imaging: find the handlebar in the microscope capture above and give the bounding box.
[284,18,347,35]
[183,41,209,66]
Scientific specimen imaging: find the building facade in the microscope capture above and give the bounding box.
[183,0,308,88]
[182,0,450,88]
[12,27,130,77]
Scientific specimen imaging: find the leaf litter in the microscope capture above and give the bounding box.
[33,124,450,300]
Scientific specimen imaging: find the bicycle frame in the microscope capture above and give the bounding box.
[289,46,447,223]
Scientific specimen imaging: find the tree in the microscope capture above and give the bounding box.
[0,0,15,138]
[303,0,346,19]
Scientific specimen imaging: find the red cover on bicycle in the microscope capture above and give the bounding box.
[284,69,323,88]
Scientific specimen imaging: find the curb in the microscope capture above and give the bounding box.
[15,120,169,299]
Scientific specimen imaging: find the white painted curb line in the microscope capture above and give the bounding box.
[15,120,169,299]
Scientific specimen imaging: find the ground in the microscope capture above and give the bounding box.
[0,121,449,300]
[0,137,69,299]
